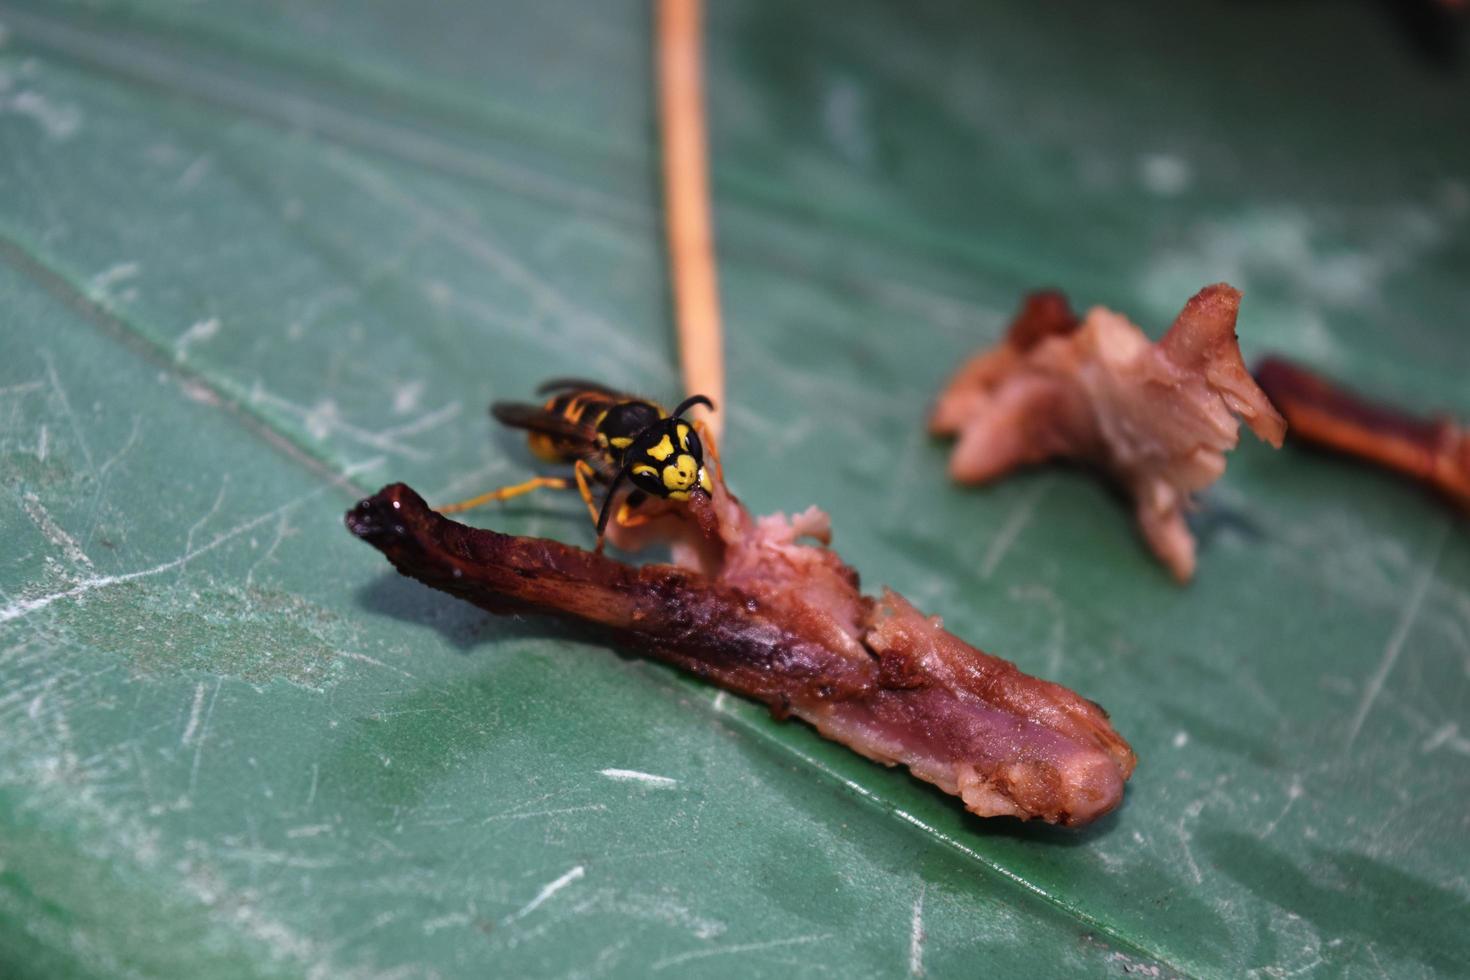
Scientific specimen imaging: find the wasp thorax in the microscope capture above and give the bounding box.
[626,419,712,500]
[595,400,663,460]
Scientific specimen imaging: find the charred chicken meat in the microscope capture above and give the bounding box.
[1256,356,1470,512]
[347,435,1135,827]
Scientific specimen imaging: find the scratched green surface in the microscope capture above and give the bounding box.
[1,1,1468,977]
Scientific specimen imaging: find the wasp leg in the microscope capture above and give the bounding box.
[614,500,655,529]
[694,418,722,467]
[573,459,602,526]
[436,476,571,515]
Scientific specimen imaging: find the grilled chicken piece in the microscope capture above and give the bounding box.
[347,465,1135,826]
[1256,356,1470,512]
[932,284,1286,582]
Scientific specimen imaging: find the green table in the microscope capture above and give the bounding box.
[1,1,1467,976]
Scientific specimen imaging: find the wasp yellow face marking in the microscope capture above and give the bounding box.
[676,423,691,450]
[666,490,690,501]
[662,453,698,491]
[646,434,675,462]
[609,435,634,450]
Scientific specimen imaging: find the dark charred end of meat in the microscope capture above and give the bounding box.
[345,484,414,548]
[1006,290,1081,352]
[1256,356,1470,512]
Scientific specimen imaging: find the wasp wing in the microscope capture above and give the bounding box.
[534,377,627,397]
[490,402,594,442]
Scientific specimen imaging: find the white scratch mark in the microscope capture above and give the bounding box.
[36,424,48,462]
[42,351,94,476]
[86,261,140,298]
[187,678,222,795]
[422,912,472,935]
[908,884,926,977]
[980,478,1052,579]
[651,933,831,972]
[176,153,211,191]
[504,865,585,924]
[182,478,229,568]
[1172,731,1189,749]
[248,385,459,461]
[214,846,339,870]
[0,463,375,625]
[244,512,293,588]
[712,691,728,712]
[305,762,319,808]
[96,415,141,482]
[21,493,91,568]
[599,768,678,788]
[180,681,206,745]
[481,804,607,825]
[180,380,220,406]
[1421,722,1470,757]
[1259,778,1305,840]
[175,317,220,359]
[5,88,82,139]
[0,380,45,397]
[1345,525,1448,748]
[335,650,415,679]
[391,380,424,415]
[286,823,332,839]
[1176,797,1208,885]
[79,414,142,553]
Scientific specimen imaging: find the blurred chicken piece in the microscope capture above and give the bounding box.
[932,285,1286,581]
[1256,356,1470,512]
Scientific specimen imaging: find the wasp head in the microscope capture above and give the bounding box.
[626,416,712,500]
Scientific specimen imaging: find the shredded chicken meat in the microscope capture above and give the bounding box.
[347,451,1136,826]
[932,284,1287,581]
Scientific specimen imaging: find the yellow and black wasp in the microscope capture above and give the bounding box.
[439,379,716,544]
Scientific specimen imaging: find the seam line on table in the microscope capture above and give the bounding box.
[0,230,371,500]
[633,662,1200,979]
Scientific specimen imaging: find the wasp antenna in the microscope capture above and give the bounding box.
[671,394,715,418]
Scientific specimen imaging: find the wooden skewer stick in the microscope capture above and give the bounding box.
[657,0,725,441]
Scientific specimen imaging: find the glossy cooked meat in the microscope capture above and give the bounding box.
[932,284,1287,582]
[1256,356,1470,512]
[347,472,1136,827]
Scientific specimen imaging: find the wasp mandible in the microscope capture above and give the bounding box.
[439,379,716,546]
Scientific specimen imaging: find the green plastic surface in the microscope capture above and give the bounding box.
[1,1,1468,977]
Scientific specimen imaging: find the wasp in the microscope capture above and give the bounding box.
[439,379,716,545]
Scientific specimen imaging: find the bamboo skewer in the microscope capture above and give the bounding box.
[657,0,725,441]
